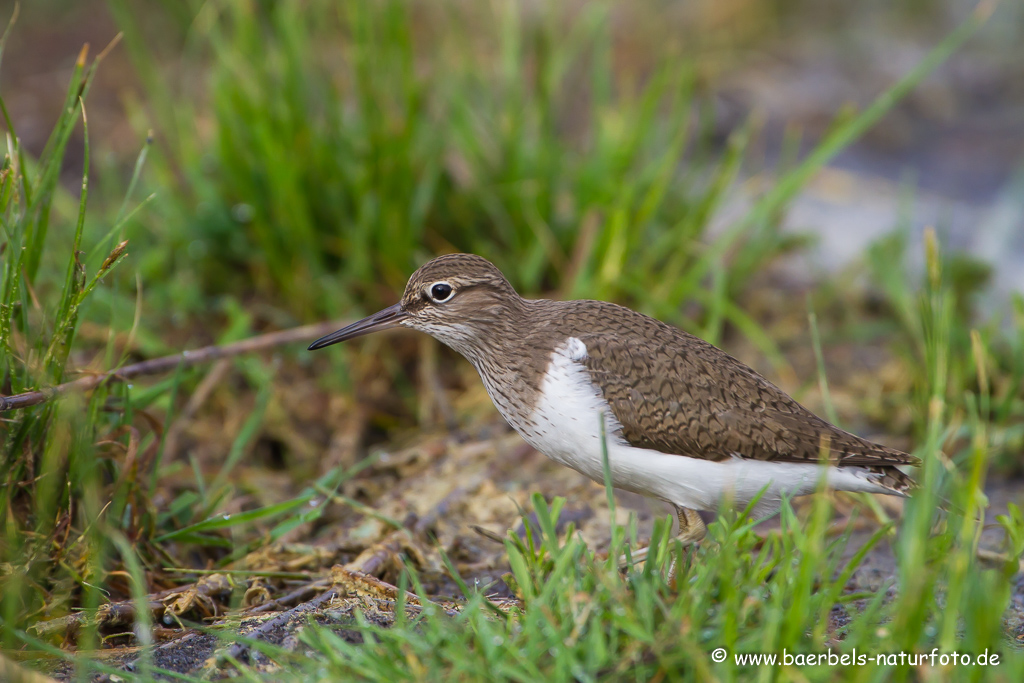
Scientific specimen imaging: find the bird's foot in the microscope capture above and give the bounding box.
[617,506,707,575]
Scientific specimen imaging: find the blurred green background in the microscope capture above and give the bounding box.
[7,0,1023,325]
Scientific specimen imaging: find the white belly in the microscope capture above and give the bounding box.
[495,337,891,518]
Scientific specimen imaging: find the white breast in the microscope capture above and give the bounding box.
[499,337,893,518]
[510,337,625,482]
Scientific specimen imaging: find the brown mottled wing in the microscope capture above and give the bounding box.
[574,321,917,467]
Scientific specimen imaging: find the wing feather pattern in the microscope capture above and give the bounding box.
[550,303,918,469]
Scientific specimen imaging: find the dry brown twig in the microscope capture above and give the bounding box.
[29,574,233,638]
[0,320,351,412]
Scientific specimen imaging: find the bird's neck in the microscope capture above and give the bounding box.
[453,295,535,367]
[460,297,559,428]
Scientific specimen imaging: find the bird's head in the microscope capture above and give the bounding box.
[308,253,522,359]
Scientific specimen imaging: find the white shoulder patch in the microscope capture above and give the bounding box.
[563,336,588,362]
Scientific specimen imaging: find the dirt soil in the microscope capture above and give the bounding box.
[33,415,1023,680]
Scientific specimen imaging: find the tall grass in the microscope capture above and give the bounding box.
[866,228,1024,473]
[108,0,802,328]
[0,33,148,646]
[104,0,995,373]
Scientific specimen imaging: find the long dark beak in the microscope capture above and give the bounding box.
[308,303,408,350]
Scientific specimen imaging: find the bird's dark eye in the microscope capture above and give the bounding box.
[429,282,454,302]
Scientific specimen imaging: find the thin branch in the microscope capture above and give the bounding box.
[29,573,232,637]
[0,319,349,412]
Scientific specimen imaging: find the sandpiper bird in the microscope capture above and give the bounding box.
[309,253,917,548]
